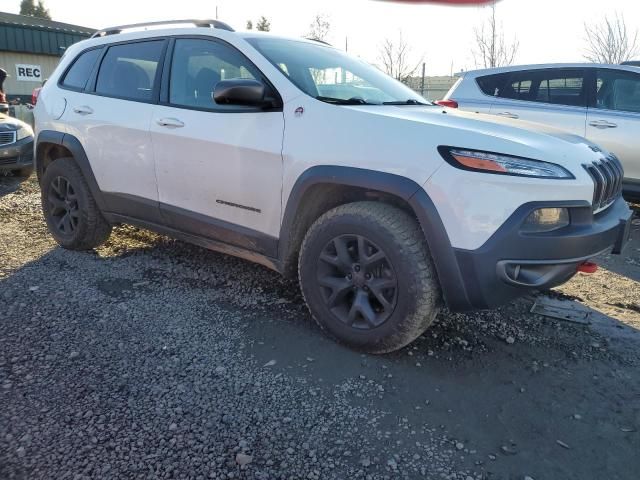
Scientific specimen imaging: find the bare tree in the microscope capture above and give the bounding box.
[306,14,331,42]
[377,31,423,84]
[584,13,639,64]
[473,2,519,68]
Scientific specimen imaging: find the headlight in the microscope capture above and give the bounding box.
[439,147,574,179]
[521,208,570,233]
[16,125,34,141]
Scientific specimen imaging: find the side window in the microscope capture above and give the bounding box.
[476,73,509,96]
[169,38,261,110]
[95,41,164,102]
[595,69,640,114]
[61,48,102,90]
[497,71,536,101]
[533,72,585,106]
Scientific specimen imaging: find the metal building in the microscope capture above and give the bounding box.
[0,11,94,101]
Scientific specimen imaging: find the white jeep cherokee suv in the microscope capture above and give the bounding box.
[34,20,633,353]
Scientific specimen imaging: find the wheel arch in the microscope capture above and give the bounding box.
[36,130,106,211]
[277,166,472,310]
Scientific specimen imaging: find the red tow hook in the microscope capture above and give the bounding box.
[577,261,598,274]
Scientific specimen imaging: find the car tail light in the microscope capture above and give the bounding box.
[436,99,458,108]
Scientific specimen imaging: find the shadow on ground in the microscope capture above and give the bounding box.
[1,216,639,479]
[0,174,29,198]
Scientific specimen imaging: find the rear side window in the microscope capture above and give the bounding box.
[496,69,586,107]
[96,41,164,102]
[596,69,640,113]
[476,73,509,96]
[534,74,584,106]
[61,48,102,90]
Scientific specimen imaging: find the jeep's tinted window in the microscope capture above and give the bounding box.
[169,38,260,110]
[61,48,101,90]
[596,69,640,113]
[497,69,586,107]
[476,73,509,96]
[96,41,164,101]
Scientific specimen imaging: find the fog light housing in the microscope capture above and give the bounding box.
[521,208,570,233]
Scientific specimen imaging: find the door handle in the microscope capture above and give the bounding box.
[496,112,519,119]
[589,120,617,129]
[156,117,184,128]
[73,105,93,115]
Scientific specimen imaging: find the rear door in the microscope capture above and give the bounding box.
[586,68,640,183]
[489,68,588,136]
[61,39,167,222]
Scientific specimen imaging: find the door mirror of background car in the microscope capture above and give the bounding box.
[213,79,268,107]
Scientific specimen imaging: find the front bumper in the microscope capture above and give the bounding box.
[449,197,633,310]
[0,136,34,171]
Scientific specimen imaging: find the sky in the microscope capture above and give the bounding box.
[3,0,640,75]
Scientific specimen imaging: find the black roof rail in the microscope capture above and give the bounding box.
[91,19,234,38]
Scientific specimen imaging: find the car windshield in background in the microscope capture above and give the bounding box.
[246,37,430,106]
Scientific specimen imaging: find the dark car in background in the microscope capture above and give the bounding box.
[0,114,34,177]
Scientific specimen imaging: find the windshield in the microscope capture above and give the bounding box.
[246,37,430,106]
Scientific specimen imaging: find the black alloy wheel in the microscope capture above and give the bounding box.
[48,176,80,236]
[317,234,398,329]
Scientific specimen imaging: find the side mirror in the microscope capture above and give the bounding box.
[213,79,267,107]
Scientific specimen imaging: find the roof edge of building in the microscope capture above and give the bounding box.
[0,11,95,35]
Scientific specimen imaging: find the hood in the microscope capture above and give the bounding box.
[0,114,28,132]
[344,104,608,169]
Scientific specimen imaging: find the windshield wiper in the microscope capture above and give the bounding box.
[382,99,430,105]
[316,96,376,105]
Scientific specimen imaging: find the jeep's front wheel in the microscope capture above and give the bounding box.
[41,157,112,250]
[299,202,441,354]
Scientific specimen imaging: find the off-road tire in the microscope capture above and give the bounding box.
[299,201,441,354]
[41,157,112,250]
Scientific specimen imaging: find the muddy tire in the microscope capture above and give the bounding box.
[41,157,112,250]
[298,201,441,354]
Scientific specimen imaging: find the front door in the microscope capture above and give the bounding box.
[150,37,285,256]
[587,68,640,184]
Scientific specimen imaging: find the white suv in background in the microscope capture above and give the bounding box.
[34,21,633,353]
[439,63,640,200]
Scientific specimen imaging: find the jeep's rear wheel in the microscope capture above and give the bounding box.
[41,157,112,250]
[299,201,441,354]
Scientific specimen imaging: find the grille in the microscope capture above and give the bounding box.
[583,155,624,212]
[0,157,18,166]
[0,131,16,146]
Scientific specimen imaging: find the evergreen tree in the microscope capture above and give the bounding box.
[256,16,270,32]
[20,0,51,19]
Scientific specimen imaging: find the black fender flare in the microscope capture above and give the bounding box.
[278,166,472,310]
[36,130,107,211]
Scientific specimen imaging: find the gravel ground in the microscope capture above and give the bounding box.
[1,174,639,480]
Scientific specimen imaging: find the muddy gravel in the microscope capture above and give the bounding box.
[1,174,639,480]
